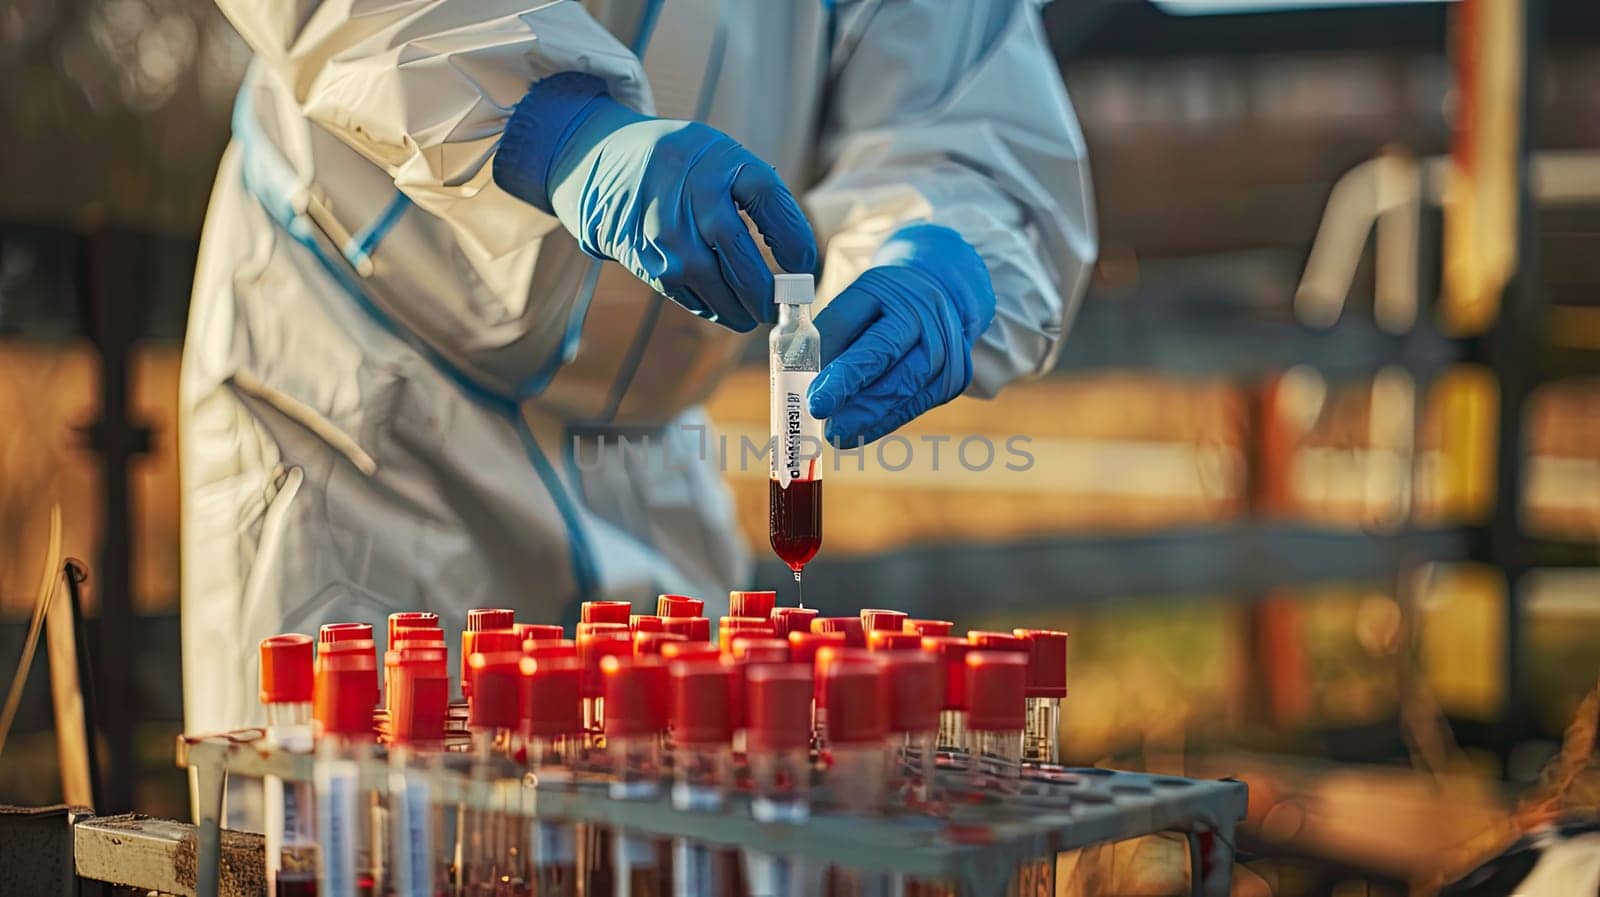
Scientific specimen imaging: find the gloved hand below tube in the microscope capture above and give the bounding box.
[809,224,997,447]
[494,73,819,332]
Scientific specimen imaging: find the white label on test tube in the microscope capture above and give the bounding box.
[391,773,433,897]
[770,371,821,489]
[316,761,358,897]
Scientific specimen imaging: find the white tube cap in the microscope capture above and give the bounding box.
[773,273,815,305]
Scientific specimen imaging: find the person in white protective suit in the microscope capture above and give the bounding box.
[181,0,1096,733]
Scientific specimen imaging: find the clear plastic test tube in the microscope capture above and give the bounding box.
[385,644,450,897]
[462,651,524,896]
[601,655,670,897]
[261,635,318,897]
[1013,629,1069,767]
[744,664,818,897]
[521,656,585,897]
[313,638,379,897]
[882,653,942,806]
[668,661,734,897]
[920,637,974,760]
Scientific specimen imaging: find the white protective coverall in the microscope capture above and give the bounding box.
[182,0,1096,732]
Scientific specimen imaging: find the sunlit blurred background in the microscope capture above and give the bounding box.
[2,0,1599,893]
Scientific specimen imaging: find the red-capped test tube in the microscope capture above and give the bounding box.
[867,630,922,653]
[903,619,953,637]
[385,643,449,897]
[462,651,524,896]
[1014,629,1069,766]
[319,621,374,645]
[746,664,813,822]
[718,616,776,654]
[743,663,819,897]
[582,600,634,625]
[669,662,735,897]
[883,653,942,804]
[521,656,585,897]
[515,622,564,643]
[788,631,846,749]
[965,651,1028,794]
[821,660,900,894]
[313,638,379,897]
[811,616,865,648]
[578,631,632,740]
[661,616,712,642]
[921,636,974,756]
[602,655,670,897]
[260,635,316,897]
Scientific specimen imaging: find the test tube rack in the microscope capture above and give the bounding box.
[170,730,1247,897]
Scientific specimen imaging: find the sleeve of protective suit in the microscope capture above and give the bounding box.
[806,0,1096,398]
[214,0,652,258]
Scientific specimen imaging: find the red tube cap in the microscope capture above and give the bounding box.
[920,637,974,710]
[860,609,908,632]
[467,608,515,632]
[883,654,942,734]
[523,638,578,661]
[633,631,686,656]
[662,616,712,642]
[965,651,1028,732]
[578,632,632,698]
[515,623,564,643]
[718,616,776,654]
[576,621,630,640]
[392,626,444,647]
[814,645,876,709]
[387,612,438,646]
[903,619,953,637]
[462,629,522,697]
[386,645,448,744]
[811,617,865,647]
[521,656,584,738]
[823,661,888,744]
[770,607,819,638]
[786,630,846,665]
[259,634,313,704]
[601,655,669,737]
[580,601,633,625]
[660,641,722,663]
[1013,629,1069,699]
[630,615,664,633]
[968,630,1029,655]
[867,630,923,652]
[729,590,777,619]
[670,661,733,745]
[467,651,523,730]
[319,622,374,644]
[746,664,814,752]
[730,637,789,664]
[656,594,704,618]
[314,639,377,737]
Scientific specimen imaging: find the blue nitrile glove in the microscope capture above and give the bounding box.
[494,73,817,333]
[808,224,996,446]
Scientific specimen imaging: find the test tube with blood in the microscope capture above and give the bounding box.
[786,631,846,752]
[521,656,585,897]
[881,653,943,806]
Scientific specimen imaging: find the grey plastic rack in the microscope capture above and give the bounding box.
[174,732,1247,896]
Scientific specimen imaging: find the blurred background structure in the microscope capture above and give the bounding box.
[2,0,1599,893]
